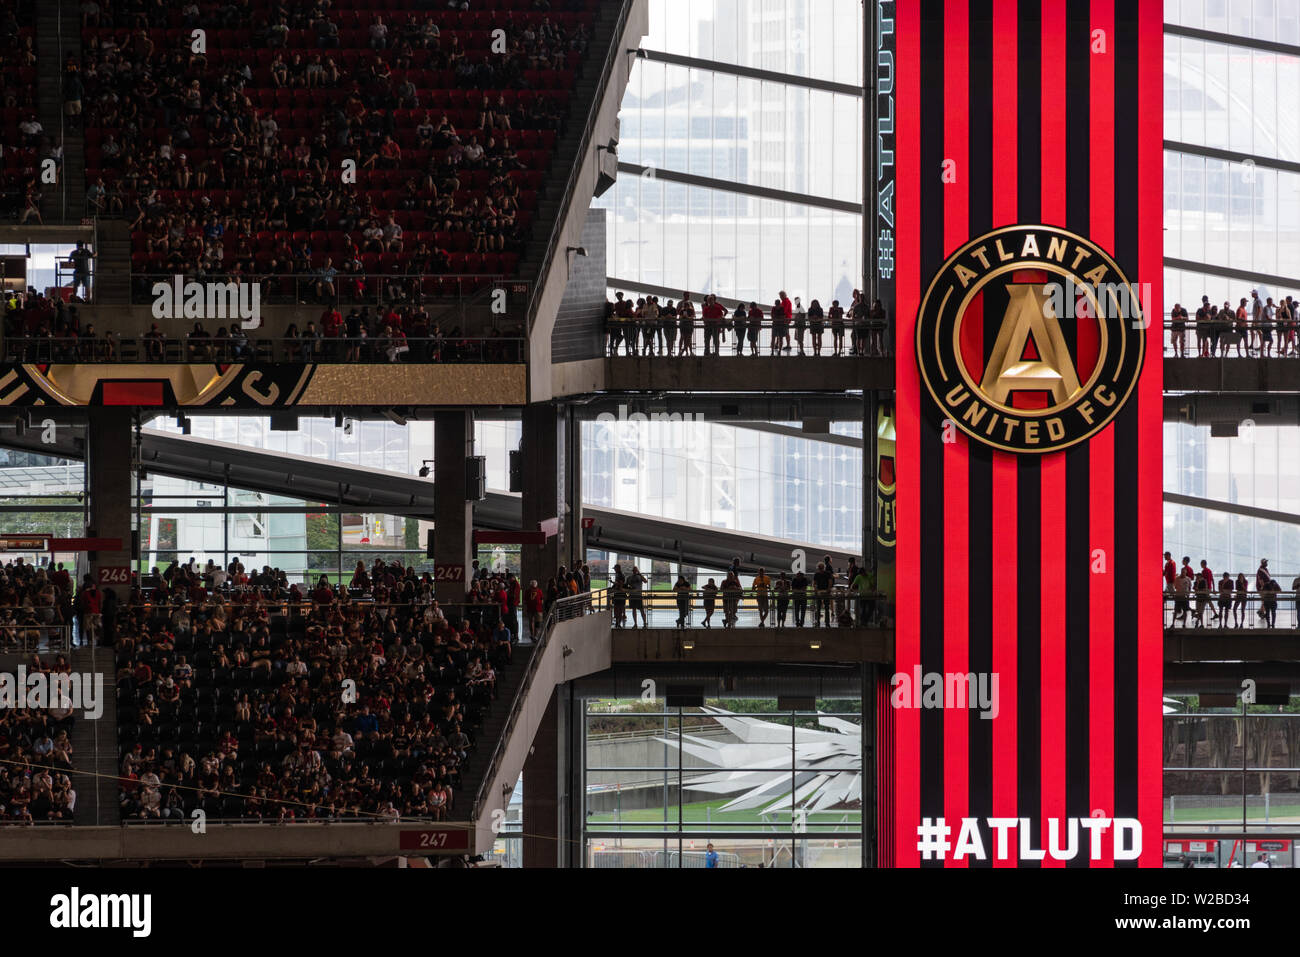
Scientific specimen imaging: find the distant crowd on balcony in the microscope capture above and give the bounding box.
[1167,291,1300,358]
[610,556,881,630]
[1163,553,1300,629]
[604,290,890,358]
[3,288,523,364]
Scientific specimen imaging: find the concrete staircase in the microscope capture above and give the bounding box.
[93,220,131,304]
[453,647,533,817]
[35,0,85,224]
[68,644,118,826]
[515,0,630,286]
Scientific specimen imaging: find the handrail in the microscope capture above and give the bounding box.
[604,316,892,358]
[2,335,526,365]
[527,0,635,335]
[1161,319,1300,358]
[470,588,601,824]
[0,625,73,653]
[117,599,532,616]
[1163,588,1300,630]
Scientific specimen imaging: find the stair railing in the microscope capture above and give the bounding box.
[526,0,636,335]
[470,588,610,825]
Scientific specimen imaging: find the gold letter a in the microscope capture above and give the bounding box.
[980,284,1081,406]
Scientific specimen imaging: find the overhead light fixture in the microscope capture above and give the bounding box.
[809,639,822,650]
[682,639,695,651]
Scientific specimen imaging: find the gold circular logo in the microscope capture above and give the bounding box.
[915,225,1146,454]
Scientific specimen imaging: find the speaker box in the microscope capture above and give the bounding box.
[465,456,487,502]
[508,450,523,493]
[665,686,704,708]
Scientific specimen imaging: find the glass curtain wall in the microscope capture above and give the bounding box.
[1164,708,1300,867]
[594,0,865,306]
[583,695,864,868]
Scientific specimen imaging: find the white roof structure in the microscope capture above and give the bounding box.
[655,707,862,816]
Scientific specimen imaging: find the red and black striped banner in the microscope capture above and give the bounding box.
[886,0,1163,867]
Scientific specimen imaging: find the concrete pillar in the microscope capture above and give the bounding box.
[433,411,474,611]
[85,408,135,602]
[566,406,584,574]
[522,688,559,868]
[520,403,567,591]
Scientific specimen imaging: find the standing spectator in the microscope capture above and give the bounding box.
[1261,575,1280,628]
[76,574,101,646]
[1233,573,1249,628]
[813,562,834,627]
[69,243,95,301]
[1171,567,1191,627]
[851,564,875,627]
[673,574,691,629]
[1170,302,1187,357]
[745,302,762,356]
[792,297,807,355]
[63,61,83,120]
[752,567,771,626]
[721,571,743,628]
[701,578,718,628]
[1291,572,1300,631]
[1256,559,1273,624]
[808,299,825,356]
[791,566,809,628]
[1217,571,1234,627]
[626,566,647,629]
[523,579,544,640]
[731,302,747,356]
[774,572,791,627]
[869,298,888,356]
[701,295,723,357]
[677,293,696,356]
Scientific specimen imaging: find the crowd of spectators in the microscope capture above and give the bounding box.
[3,287,526,364]
[1163,553,1300,629]
[115,556,516,822]
[77,0,595,299]
[0,558,75,650]
[1168,291,1300,358]
[0,0,51,224]
[605,290,890,358]
[0,653,79,824]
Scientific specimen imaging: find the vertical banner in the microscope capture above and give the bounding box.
[888,0,1162,867]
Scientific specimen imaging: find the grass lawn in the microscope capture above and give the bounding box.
[1167,802,1300,823]
[588,795,861,827]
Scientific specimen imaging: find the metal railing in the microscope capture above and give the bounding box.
[128,271,519,310]
[604,586,887,629]
[3,335,526,364]
[1163,320,1300,358]
[0,624,73,654]
[119,597,529,622]
[1163,590,1300,630]
[471,589,597,825]
[528,0,633,335]
[604,319,892,359]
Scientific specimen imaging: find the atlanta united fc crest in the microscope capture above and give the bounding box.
[915,225,1147,454]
